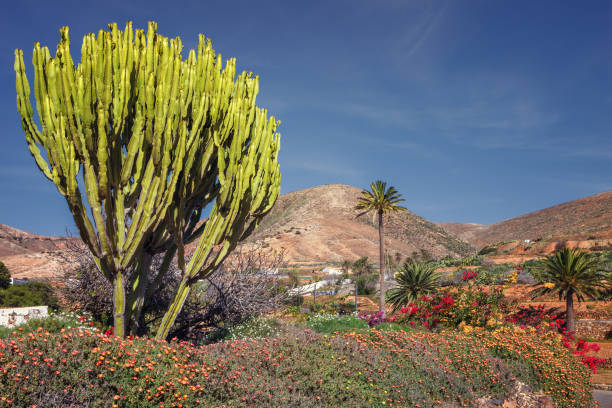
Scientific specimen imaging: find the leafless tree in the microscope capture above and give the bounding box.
[168,245,287,343]
[60,240,286,342]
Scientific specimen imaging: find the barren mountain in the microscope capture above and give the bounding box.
[0,224,76,279]
[6,187,610,278]
[0,224,74,257]
[248,184,474,264]
[437,190,612,249]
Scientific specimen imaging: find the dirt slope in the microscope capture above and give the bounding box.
[437,190,612,249]
[0,224,77,279]
[249,184,474,264]
[0,224,74,257]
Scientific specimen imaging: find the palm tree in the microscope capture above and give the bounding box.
[529,248,607,333]
[340,260,353,276]
[386,261,440,313]
[355,181,406,316]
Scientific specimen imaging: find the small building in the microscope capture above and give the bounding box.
[9,277,29,286]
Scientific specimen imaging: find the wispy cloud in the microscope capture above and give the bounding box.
[283,160,362,178]
[322,72,563,152]
[394,0,448,60]
[532,175,612,193]
[353,135,443,159]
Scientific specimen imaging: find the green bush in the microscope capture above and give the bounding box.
[0,262,10,289]
[356,273,377,295]
[0,311,94,339]
[0,281,58,309]
[225,316,285,340]
[306,313,368,334]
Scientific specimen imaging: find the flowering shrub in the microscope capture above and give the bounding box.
[505,304,564,329]
[0,326,595,407]
[225,316,285,340]
[358,311,398,327]
[344,329,594,408]
[398,285,514,331]
[0,311,96,339]
[506,304,605,373]
[477,327,594,407]
[461,269,478,281]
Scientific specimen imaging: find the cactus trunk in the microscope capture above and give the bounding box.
[156,277,191,339]
[126,252,152,335]
[113,271,127,338]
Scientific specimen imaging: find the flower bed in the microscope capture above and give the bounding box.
[0,326,595,407]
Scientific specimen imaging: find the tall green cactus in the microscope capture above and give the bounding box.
[15,22,281,338]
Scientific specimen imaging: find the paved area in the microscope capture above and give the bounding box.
[594,390,612,407]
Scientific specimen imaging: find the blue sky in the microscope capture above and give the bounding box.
[1,0,611,236]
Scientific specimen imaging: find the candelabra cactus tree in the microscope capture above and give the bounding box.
[14,22,281,338]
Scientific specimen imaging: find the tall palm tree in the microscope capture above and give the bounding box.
[529,248,607,333]
[355,181,406,316]
[386,260,440,313]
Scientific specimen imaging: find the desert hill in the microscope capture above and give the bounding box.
[4,186,611,278]
[437,190,612,250]
[0,224,74,257]
[248,184,474,264]
[0,224,77,279]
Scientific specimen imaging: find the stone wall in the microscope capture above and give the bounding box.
[0,306,48,327]
[575,319,612,340]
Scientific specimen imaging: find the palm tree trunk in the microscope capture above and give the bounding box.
[566,289,575,333]
[378,210,385,317]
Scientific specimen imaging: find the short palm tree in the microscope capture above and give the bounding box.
[386,261,440,313]
[355,181,406,316]
[529,248,607,333]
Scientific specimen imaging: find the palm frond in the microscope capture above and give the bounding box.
[529,248,608,302]
[386,260,440,312]
[354,180,406,217]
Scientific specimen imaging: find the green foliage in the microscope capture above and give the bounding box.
[0,281,58,310]
[386,261,440,312]
[356,273,377,295]
[355,180,406,216]
[225,316,285,340]
[0,261,10,289]
[529,249,607,302]
[529,248,608,332]
[305,313,368,334]
[442,264,530,286]
[400,284,515,331]
[352,256,374,275]
[325,299,356,315]
[436,254,483,268]
[0,312,93,339]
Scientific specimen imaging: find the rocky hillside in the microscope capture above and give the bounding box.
[0,224,74,257]
[0,224,76,279]
[437,190,612,249]
[249,184,474,264]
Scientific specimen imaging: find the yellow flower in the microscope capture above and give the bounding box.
[543,282,555,289]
